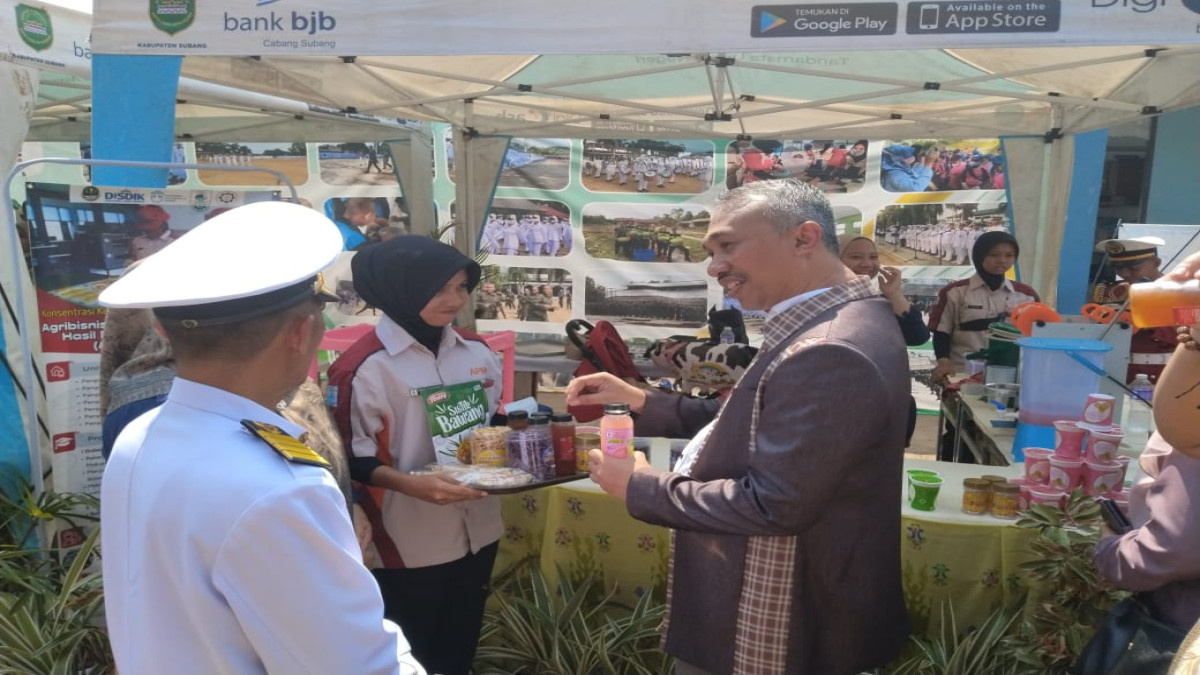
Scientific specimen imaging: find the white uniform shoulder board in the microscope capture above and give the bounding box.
[241,420,331,469]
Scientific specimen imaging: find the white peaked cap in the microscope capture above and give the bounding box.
[100,201,342,312]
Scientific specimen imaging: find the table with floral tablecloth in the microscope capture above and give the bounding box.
[494,448,1043,635]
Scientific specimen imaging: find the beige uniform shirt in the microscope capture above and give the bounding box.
[346,317,503,568]
[929,274,1039,369]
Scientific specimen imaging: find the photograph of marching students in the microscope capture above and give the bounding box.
[317,142,397,186]
[875,201,1011,267]
[80,142,187,186]
[195,142,309,186]
[580,139,715,194]
[581,203,711,263]
[585,271,708,327]
[725,139,868,194]
[477,198,573,257]
[880,138,1006,193]
[445,132,571,190]
[323,195,408,251]
[475,266,574,323]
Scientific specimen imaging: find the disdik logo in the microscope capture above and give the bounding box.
[16,4,53,51]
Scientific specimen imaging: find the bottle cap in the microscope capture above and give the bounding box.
[530,415,550,425]
[507,410,529,421]
[550,413,574,423]
[604,403,631,414]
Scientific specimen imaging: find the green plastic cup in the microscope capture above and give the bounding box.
[910,475,943,512]
[906,469,940,500]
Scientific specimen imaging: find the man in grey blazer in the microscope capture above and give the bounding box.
[568,179,910,674]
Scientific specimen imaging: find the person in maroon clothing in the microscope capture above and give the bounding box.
[1095,237,1178,384]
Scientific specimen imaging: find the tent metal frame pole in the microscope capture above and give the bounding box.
[348,63,458,125]
[2,157,298,513]
[344,58,712,120]
[732,85,920,120]
[944,49,1159,87]
[735,60,1146,113]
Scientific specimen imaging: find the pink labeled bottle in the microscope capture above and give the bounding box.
[600,403,634,458]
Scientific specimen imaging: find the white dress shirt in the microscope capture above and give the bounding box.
[102,378,422,675]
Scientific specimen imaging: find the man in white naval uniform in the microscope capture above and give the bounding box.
[502,215,521,255]
[98,202,425,675]
[527,214,547,257]
[545,214,562,256]
[557,216,573,253]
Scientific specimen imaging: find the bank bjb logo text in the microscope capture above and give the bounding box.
[224,8,338,35]
[15,4,53,52]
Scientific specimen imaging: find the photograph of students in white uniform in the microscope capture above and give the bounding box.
[875,202,1010,268]
[445,133,571,190]
[581,202,712,263]
[581,139,714,194]
[476,198,573,257]
[196,142,309,187]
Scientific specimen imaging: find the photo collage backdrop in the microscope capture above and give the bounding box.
[14,134,1010,427]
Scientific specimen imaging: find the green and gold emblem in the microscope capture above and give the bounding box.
[15,4,53,52]
[149,0,195,35]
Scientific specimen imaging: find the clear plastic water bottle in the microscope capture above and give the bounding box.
[719,327,735,345]
[1123,374,1155,448]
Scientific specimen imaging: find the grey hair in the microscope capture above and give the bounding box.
[714,179,839,253]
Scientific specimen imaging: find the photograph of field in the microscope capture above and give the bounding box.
[318,142,398,186]
[581,203,710,263]
[585,272,708,327]
[196,142,309,187]
[447,134,571,190]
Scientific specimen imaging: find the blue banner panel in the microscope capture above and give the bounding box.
[91,54,182,188]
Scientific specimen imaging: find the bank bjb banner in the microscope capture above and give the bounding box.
[91,0,1200,56]
[23,183,277,497]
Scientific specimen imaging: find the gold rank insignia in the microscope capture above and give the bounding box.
[240,420,331,469]
[1105,240,1126,255]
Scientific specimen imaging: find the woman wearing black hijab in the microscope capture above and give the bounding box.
[927,230,1040,384]
[327,235,502,675]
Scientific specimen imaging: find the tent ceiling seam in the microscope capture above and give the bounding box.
[341,58,711,120]
[735,58,1145,113]
[227,58,341,107]
[730,84,920,120]
[351,63,457,125]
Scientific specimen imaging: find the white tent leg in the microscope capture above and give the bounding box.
[386,133,436,237]
[0,62,43,496]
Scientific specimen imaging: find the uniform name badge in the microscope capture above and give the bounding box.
[416,380,490,464]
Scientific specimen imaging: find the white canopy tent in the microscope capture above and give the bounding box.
[77,0,1200,300]
[3,0,1200,484]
